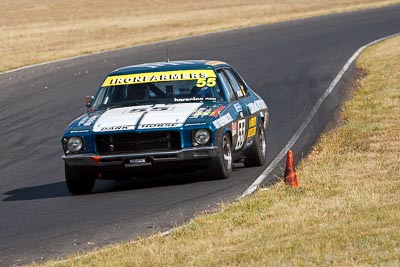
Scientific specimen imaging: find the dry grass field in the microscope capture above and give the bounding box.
[1,0,400,72]
[34,35,400,266]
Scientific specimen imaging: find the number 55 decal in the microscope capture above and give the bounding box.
[196,77,216,87]
[235,119,246,150]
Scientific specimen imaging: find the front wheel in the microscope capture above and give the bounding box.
[244,122,267,167]
[65,163,96,195]
[206,133,233,179]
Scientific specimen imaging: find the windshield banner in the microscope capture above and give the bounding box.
[102,70,217,87]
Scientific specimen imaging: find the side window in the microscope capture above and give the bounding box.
[217,70,236,102]
[223,69,248,98]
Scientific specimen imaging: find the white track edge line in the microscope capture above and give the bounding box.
[240,32,400,199]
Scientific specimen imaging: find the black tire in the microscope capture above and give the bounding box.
[244,122,267,167]
[207,133,233,179]
[65,163,96,195]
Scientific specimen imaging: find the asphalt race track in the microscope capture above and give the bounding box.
[1,5,399,265]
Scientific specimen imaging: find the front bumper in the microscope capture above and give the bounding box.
[62,146,218,167]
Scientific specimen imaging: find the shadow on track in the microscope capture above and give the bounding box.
[2,168,246,201]
[2,181,70,201]
[93,171,212,195]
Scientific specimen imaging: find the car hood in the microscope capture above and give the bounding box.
[67,103,225,133]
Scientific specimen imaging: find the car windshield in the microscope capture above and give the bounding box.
[91,69,224,111]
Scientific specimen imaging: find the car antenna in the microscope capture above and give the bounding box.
[166,47,170,62]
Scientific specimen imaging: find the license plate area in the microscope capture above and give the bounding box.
[124,158,152,168]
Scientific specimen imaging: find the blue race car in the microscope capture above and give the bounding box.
[62,60,269,194]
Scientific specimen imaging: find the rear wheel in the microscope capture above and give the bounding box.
[244,122,267,167]
[65,163,96,195]
[207,133,232,179]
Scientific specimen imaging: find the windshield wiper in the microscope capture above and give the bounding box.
[105,102,146,110]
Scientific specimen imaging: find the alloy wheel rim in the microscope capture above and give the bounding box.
[223,136,232,170]
[259,128,266,159]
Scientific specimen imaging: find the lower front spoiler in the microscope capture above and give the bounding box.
[62,147,219,167]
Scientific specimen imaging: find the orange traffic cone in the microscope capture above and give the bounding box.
[284,150,299,188]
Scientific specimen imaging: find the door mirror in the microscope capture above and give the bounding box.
[85,96,94,107]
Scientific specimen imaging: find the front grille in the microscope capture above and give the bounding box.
[95,131,181,154]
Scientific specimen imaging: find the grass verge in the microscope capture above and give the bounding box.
[1,0,400,72]
[33,35,400,266]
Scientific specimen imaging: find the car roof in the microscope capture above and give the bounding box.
[108,60,230,76]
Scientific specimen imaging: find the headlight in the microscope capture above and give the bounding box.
[67,137,84,153]
[194,129,210,145]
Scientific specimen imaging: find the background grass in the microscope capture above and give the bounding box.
[35,35,400,266]
[1,0,400,72]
